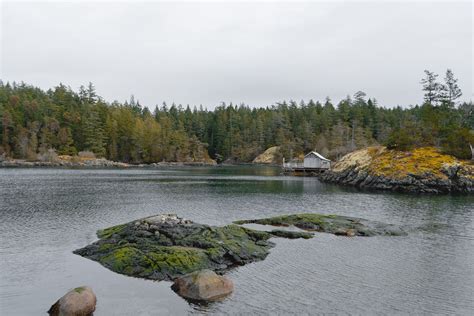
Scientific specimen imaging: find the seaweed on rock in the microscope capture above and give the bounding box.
[234,213,406,237]
[74,214,274,281]
[74,213,405,281]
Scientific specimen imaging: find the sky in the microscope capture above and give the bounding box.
[1,0,472,109]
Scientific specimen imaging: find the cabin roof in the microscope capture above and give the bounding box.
[304,151,331,162]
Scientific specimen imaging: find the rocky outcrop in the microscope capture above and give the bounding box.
[74,214,275,281]
[319,147,474,193]
[253,146,281,165]
[171,270,234,301]
[48,286,96,316]
[0,158,216,168]
[74,213,405,283]
[234,213,406,237]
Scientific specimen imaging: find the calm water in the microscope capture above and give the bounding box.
[0,166,473,315]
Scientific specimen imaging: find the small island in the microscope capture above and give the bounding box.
[74,213,405,282]
[319,147,474,193]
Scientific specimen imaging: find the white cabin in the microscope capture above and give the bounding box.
[303,151,331,169]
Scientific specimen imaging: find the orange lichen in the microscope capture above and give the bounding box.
[368,147,459,179]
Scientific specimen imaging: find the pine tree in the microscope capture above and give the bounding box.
[421,70,444,105]
[83,110,105,156]
[441,69,462,106]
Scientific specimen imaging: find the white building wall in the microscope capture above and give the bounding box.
[303,154,331,169]
[304,156,321,168]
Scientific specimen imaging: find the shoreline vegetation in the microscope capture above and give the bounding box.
[1,70,473,168]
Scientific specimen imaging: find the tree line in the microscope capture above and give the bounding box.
[0,69,473,163]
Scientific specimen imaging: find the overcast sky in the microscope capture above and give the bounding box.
[1,0,472,109]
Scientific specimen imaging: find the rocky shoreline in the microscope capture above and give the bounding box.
[0,158,217,168]
[319,147,474,194]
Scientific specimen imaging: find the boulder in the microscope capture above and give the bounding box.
[48,286,96,316]
[171,270,234,301]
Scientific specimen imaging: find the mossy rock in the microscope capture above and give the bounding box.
[74,214,274,281]
[269,230,314,239]
[234,213,406,237]
[74,213,405,282]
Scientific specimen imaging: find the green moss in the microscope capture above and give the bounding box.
[145,246,209,275]
[97,223,126,239]
[75,213,404,282]
[234,213,406,237]
[98,242,115,253]
[234,213,336,229]
[241,227,271,241]
[74,287,86,293]
[270,230,314,239]
[99,246,152,274]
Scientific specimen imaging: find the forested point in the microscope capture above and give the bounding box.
[0,69,473,164]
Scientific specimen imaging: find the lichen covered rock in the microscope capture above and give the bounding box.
[74,214,274,281]
[319,147,474,193]
[171,269,234,301]
[234,213,406,237]
[74,213,405,282]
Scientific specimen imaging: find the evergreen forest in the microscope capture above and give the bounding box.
[1,69,473,163]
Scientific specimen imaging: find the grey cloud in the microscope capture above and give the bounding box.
[1,1,472,108]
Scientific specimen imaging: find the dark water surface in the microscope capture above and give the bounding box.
[1,166,473,315]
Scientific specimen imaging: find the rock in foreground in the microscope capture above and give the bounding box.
[48,286,96,316]
[319,147,474,193]
[74,214,274,281]
[171,269,234,301]
[234,213,406,237]
[74,213,405,283]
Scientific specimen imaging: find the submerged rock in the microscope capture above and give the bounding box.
[171,269,234,301]
[234,213,406,237]
[48,286,96,316]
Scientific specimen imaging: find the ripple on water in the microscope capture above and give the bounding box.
[1,167,473,315]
